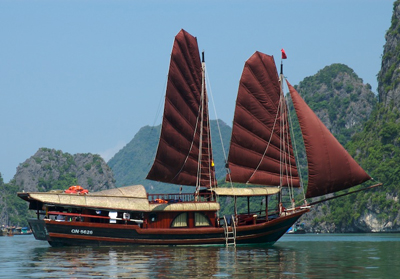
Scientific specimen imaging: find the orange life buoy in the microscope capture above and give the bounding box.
[65,185,89,194]
[155,199,168,204]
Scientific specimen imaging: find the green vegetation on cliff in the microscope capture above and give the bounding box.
[294,63,376,145]
[379,0,400,94]
[289,63,377,183]
[349,104,400,187]
[0,174,32,227]
[348,104,400,213]
[308,104,400,231]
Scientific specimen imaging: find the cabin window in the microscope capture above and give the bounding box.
[171,213,188,227]
[194,212,211,227]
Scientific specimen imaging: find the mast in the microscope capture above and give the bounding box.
[279,49,297,210]
[196,51,206,197]
[278,60,284,213]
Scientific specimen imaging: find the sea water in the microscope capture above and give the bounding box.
[1,233,399,278]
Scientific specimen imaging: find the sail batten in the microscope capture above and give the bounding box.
[227,51,300,187]
[232,111,295,159]
[229,135,297,169]
[146,29,216,188]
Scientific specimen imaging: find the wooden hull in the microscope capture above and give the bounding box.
[28,209,308,247]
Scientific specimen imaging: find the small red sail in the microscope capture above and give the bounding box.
[287,81,371,198]
[146,29,216,188]
[227,51,300,187]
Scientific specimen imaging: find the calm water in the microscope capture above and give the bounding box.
[1,233,400,278]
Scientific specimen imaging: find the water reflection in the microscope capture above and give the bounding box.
[2,234,400,278]
[22,245,295,278]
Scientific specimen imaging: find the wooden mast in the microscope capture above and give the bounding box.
[278,60,284,215]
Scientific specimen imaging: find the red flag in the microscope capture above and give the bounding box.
[281,49,287,59]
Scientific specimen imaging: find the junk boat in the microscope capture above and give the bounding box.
[18,29,379,247]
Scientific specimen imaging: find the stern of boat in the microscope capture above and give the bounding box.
[28,219,49,241]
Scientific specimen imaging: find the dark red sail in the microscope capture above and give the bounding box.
[146,29,216,188]
[227,51,300,187]
[288,81,371,198]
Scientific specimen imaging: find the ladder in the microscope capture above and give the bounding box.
[223,215,236,247]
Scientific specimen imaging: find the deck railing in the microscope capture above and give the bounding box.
[147,192,214,203]
[45,211,144,224]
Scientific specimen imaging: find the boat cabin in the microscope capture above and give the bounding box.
[19,185,223,230]
[19,184,287,231]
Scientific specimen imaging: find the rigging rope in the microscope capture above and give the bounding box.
[286,86,307,205]
[281,81,296,207]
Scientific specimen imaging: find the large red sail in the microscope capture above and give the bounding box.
[288,81,371,198]
[227,52,300,187]
[146,30,216,188]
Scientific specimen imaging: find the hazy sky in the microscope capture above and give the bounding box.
[0,0,394,182]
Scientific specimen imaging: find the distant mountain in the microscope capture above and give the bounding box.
[108,120,231,193]
[14,148,116,193]
[345,0,400,231]
[294,63,377,145]
[298,1,400,233]
[287,63,378,183]
[108,125,160,189]
[287,63,386,233]
[0,148,115,226]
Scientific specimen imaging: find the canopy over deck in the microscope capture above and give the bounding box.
[211,187,280,197]
[17,185,219,212]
